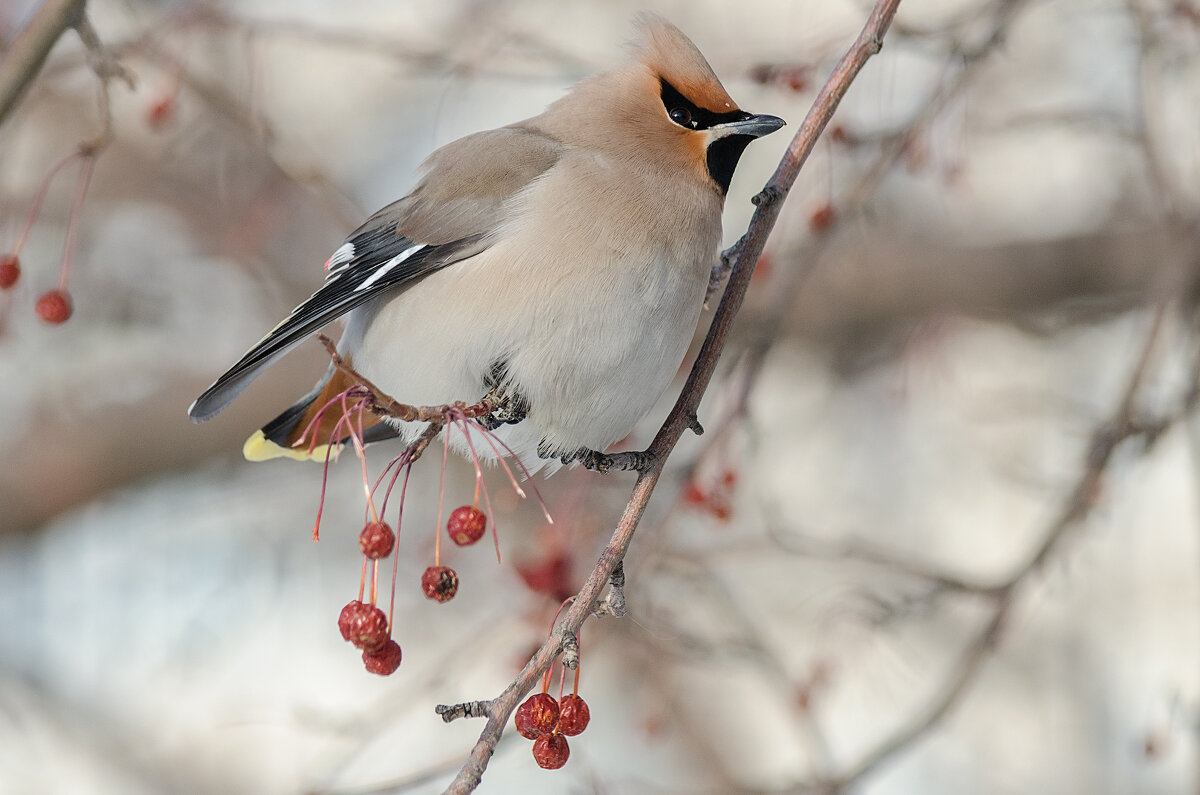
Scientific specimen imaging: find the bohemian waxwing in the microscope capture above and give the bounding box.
[189,14,784,472]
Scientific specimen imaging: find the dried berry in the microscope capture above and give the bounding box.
[421,565,459,603]
[557,694,590,736]
[337,600,365,641]
[359,520,395,559]
[362,639,402,675]
[0,254,19,289]
[342,602,389,651]
[532,733,570,769]
[447,505,487,546]
[35,289,72,324]
[515,693,560,739]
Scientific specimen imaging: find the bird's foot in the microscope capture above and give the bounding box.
[562,448,657,473]
[478,367,529,431]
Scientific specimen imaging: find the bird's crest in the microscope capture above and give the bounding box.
[633,14,739,114]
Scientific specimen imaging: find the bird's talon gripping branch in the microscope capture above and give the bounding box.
[571,449,656,473]
[477,375,530,431]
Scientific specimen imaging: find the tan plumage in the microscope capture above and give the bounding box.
[190,15,784,471]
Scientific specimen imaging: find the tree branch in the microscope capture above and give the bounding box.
[0,0,88,128]
[439,3,903,792]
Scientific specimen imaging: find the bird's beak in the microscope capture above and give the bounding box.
[715,113,786,138]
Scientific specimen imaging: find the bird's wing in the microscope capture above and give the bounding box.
[188,126,562,422]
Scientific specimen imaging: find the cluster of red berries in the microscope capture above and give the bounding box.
[337,520,403,675]
[682,468,738,521]
[2,146,102,324]
[1,253,74,324]
[515,690,591,770]
[334,505,491,674]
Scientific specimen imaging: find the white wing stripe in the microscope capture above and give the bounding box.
[353,244,427,291]
[325,242,356,272]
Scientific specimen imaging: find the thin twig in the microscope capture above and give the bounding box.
[819,299,1185,791]
[316,335,493,425]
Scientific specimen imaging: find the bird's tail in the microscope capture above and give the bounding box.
[242,359,399,462]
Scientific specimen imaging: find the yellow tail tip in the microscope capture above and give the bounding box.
[243,429,330,462]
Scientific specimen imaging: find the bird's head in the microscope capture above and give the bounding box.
[541,15,785,196]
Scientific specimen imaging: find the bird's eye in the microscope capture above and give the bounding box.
[669,107,692,127]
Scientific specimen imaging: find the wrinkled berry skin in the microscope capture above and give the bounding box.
[557,694,590,736]
[421,566,459,602]
[532,733,570,769]
[342,602,389,651]
[447,506,487,546]
[363,639,402,675]
[359,521,395,559]
[515,693,560,739]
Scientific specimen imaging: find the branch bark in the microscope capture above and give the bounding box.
[438,2,903,792]
[0,0,88,128]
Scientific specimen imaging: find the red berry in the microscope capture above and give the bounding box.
[682,483,708,506]
[359,521,395,559]
[515,693,560,739]
[421,565,459,603]
[785,72,809,92]
[516,552,573,603]
[829,124,854,145]
[447,505,487,546]
[809,204,836,232]
[709,500,732,521]
[146,96,175,129]
[0,254,19,289]
[337,600,365,641]
[532,733,570,769]
[342,602,389,651]
[362,639,402,675]
[557,694,590,736]
[35,289,72,324]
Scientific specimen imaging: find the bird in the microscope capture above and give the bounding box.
[188,14,784,473]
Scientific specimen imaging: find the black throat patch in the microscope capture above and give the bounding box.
[659,78,754,194]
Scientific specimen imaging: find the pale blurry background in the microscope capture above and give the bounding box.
[1,0,1199,793]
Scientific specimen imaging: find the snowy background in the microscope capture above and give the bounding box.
[1,0,1199,792]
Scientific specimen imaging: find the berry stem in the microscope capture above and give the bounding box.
[358,556,367,603]
[469,420,554,524]
[312,439,338,541]
[11,151,79,257]
[387,463,412,631]
[344,396,381,525]
[370,559,378,606]
[58,153,96,291]
[469,421,526,499]
[455,420,502,564]
[434,422,450,567]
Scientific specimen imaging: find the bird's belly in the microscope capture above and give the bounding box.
[354,243,709,462]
